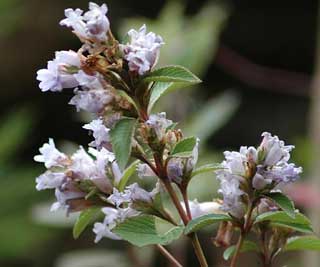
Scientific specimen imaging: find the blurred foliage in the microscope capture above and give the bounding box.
[0,0,24,36]
[0,108,57,258]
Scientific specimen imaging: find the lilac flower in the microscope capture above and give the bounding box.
[60,2,110,42]
[259,132,294,166]
[69,87,113,113]
[93,207,139,242]
[107,188,131,207]
[93,221,121,242]
[146,112,172,141]
[35,171,66,191]
[83,118,110,148]
[108,183,156,206]
[84,2,110,41]
[51,185,86,212]
[74,70,104,90]
[122,24,164,75]
[34,138,68,168]
[261,163,302,184]
[36,50,80,92]
[218,178,244,218]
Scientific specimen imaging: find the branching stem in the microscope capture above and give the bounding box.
[156,244,183,267]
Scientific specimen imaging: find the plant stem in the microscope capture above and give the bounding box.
[163,179,189,225]
[191,233,209,267]
[163,180,208,267]
[156,244,183,267]
[230,231,245,267]
[181,185,192,220]
[230,200,255,267]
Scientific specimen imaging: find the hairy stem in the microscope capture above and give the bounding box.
[230,231,245,267]
[156,244,183,267]
[163,179,189,225]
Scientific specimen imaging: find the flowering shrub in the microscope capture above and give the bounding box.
[34,2,320,267]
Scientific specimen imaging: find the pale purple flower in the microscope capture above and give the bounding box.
[69,87,113,113]
[34,138,68,168]
[146,112,172,141]
[93,222,121,242]
[122,24,164,75]
[125,183,154,203]
[51,186,86,212]
[259,132,294,166]
[35,171,66,191]
[252,173,272,190]
[36,50,80,92]
[60,3,110,42]
[74,70,104,90]
[60,8,87,38]
[107,188,131,207]
[83,118,110,148]
[93,206,139,242]
[218,178,244,218]
[83,2,109,41]
[262,163,302,184]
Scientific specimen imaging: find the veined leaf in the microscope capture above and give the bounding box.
[184,213,232,235]
[171,137,197,156]
[191,163,224,178]
[118,160,139,192]
[143,65,201,84]
[223,240,259,260]
[110,118,137,170]
[73,207,101,239]
[254,211,313,234]
[113,215,183,247]
[284,236,320,251]
[264,192,295,218]
[148,81,193,113]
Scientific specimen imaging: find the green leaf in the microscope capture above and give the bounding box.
[223,240,259,260]
[184,213,232,235]
[113,215,183,247]
[264,192,295,218]
[191,163,224,178]
[171,137,197,156]
[144,65,201,84]
[73,207,101,239]
[148,81,195,113]
[110,118,137,170]
[254,211,313,234]
[284,236,320,251]
[117,160,139,191]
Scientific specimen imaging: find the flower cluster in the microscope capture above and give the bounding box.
[34,2,311,266]
[34,2,207,244]
[215,132,302,218]
[36,2,163,119]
